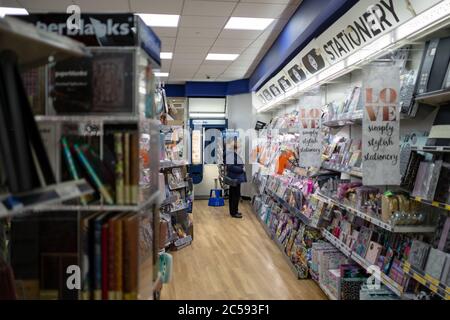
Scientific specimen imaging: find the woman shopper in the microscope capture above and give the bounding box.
[224,137,247,219]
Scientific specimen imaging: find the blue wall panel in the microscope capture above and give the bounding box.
[166,79,250,97]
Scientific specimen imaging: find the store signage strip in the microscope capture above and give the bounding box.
[254,0,445,111]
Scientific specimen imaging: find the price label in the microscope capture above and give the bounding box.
[425,274,439,286]
[429,284,438,293]
[413,274,426,286]
[0,203,8,218]
[56,184,81,199]
[79,121,102,136]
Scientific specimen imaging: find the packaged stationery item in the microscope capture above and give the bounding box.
[408,240,431,270]
[412,161,443,201]
[365,241,383,265]
[354,227,373,258]
[424,248,447,280]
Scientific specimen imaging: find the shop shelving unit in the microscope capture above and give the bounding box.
[0,15,164,300]
[312,193,437,234]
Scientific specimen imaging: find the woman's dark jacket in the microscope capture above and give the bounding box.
[225,151,247,184]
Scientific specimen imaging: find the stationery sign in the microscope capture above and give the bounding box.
[298,94,323,168]
[362,65,400,185]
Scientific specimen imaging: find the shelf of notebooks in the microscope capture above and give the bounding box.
[402,261,450,300]
[322,229,450,300]
[0,16,88,69]
[312,192,437,234]
[322,229,404,297]
[0,179,93,219]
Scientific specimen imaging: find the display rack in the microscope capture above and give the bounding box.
[0,14,163,301]
[265,188,312,226]
[252,19,450,300]
[251,207,300,279]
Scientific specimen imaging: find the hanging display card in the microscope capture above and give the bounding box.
[362,65,400,186]
[298,94,322,168]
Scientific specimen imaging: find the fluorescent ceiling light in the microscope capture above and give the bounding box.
[137,14,179,27]
[160,52,173,59]
[206,53,239,61]
[225,17,274,30]
[154,72,169,77]
[0,7,28,18]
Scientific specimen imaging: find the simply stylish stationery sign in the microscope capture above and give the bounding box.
[298,94,323,168]
[362,65,400,185]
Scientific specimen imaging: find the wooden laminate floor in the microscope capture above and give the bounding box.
[161,200,327,300]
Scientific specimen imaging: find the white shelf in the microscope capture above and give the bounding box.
[321,162,363,178]
[34,190,160,212]
[314,193,436,233]
[0,179,93,218]
[0,16,87,68]
[35,115,139,123]
[160,160,188,169]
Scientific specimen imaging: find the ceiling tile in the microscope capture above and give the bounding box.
[161,59,172,71]
[178,27,221,39]
[209,46,245,54]
[171,59,203,68]
[0,0,20,7]
[174,45,211,54]
[130,0,183,14]
[232,3,286,18]
[213,38,253,48]
[152,27,178,38]
[160,37,176,49]
[176,37,216,47]
[201,61,233,68]
[240,0,292,4]
[182,0,236,17]
[20,0,73,12]
[72,0,130,12]
[219,29,263,40]
[179,15,228,28]
[197,64,229,75]
[173,52,206,60]
[162,42,175,52]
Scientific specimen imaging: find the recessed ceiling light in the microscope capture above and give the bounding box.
[154,72,169,77]
[160,52,173,60]
[136,14,179,27]
[225,17,274,30]
[0,7,28,18]
[206,53,239,61]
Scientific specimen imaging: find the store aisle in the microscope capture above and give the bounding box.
[161,200,327,300]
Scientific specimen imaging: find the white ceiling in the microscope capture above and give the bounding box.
[1,0,303,83]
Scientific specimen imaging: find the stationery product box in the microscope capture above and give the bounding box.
[408,240,431,270]
[424,248,447,281]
